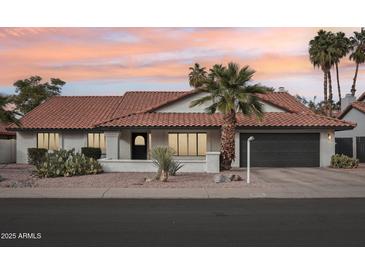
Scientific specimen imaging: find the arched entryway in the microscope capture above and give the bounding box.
[131,133,148,160]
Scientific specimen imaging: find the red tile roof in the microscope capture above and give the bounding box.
[112,91,192,117]
[338,92,365,119]
[358,92,365,102]
[9,96,124,130]
[257,92,313,114]
[9,91,354,130]
[99,112,355,129]
[0,122,16,136]
[351,101,365,114]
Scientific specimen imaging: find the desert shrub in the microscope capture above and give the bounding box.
[36,149,103,178]
[151,146,174,182]
[81,147,102,159]
[28,148,48,166]
[330,154,359,169]
[169,160,184,176]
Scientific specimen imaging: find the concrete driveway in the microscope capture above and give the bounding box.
[240,165,365,198]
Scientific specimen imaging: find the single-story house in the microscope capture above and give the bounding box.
[336,92,365,162]
[8,90,355,172]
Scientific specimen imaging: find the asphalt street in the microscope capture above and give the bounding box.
[1,198,365,246]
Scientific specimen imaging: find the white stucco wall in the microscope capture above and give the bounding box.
[232,129,335,168]
[156,92,284,113]
[119,130,131,159]
[16,131,36,164]
[156,92,212,113]
[62,132,86,153]
[335,108,365,158]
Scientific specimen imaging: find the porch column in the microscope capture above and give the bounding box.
[105,131,120,159]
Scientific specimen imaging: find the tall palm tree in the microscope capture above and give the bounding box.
[350,28,365,96]
[0,94,20,125]
[188,63,207,88]
[309,30,336,116]
[189,62,266,170]
[333,32,351,106]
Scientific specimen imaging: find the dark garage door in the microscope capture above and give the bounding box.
[335,137,353,157]
[240,133,320,167]
[357,137,365,163]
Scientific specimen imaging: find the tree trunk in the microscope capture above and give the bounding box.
[220,110,236,170]
[335,62,342,107]
[351,62,359,96]
[160,170,168,182]
[327,70,333,117]
[323,70,328,115]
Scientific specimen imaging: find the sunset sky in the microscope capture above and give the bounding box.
[0,27,364,100]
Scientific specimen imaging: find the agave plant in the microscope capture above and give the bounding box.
[151,146,174,182]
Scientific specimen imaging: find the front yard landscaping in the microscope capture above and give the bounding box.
[0,164,245,188]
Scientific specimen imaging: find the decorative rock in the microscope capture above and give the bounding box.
[231,174,243,181]
[214,174,229,183]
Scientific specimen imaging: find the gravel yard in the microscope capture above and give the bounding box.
[0,164,245,188]
[1,163,365,190]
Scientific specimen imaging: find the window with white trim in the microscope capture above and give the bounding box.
[37,133,60,150]
[168,133,207,156]
[88,133,106,153]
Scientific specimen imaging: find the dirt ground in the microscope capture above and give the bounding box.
[0,164,244,188]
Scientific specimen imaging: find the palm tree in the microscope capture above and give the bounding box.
[0,94,20,125]
[309,30,337,116]
[189,62,266,170]
[350,28,365,96]
[188,63,207,88]
[333,32,351,106]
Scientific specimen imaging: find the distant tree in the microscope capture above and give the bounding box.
[349,28,365,96]
[10,76,65,115]
[333,32,351,106]
[309,30,337,116]
[188,63,207,88]
[295,95,339,116]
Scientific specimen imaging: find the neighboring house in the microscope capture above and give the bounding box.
[8,91,354,172]
[336,92,365,163]
[0,122,16,163]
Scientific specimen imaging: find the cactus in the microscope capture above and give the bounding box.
[35,149,103,178]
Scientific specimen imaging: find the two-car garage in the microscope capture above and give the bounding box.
[239,133,320,167]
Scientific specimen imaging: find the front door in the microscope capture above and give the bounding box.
[131,133,148,160]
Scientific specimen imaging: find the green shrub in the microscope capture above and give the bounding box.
[36,149,103,178]
[151,146,174,182]
[28,148,48,166]
[330,154,359,169]
[169,160,184,176]
[81,147,102,159]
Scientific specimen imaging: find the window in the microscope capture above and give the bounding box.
[37,133,60,150]
[168,133,207,156]
[88,133,106,153]
[134,135,145,146]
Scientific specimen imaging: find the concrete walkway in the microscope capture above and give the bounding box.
[2,185,365,198]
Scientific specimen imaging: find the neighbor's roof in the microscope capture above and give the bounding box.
[0,122,16,136]
[8,90,354,130]
[99,112,354,129]
[338,92,365,119]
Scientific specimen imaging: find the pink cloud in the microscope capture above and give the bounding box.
[0,27,363,99]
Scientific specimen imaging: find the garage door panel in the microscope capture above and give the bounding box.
[240,133,320,167]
